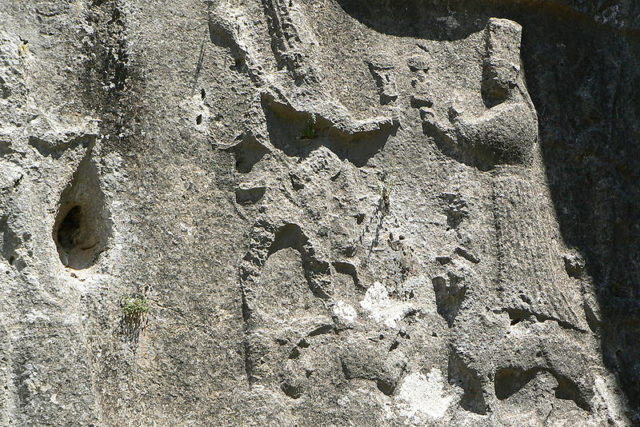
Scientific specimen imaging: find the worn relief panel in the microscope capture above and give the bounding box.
[203,0,631,425]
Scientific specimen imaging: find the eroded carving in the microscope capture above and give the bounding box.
[210,2,610,422]
[420,18,538,169]
[367,61,398,105]
[52,151,111,269]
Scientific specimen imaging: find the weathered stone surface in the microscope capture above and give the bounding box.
[0,0,638,425]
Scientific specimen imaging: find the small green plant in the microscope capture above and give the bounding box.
[121,296,150,319]
[300,113,318,139]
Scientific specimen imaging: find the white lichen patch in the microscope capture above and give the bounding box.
[333,300,357,323]
[396,369,454,421]
[0,162,22,190]
[360,281,412,328]
[25,310,50,324]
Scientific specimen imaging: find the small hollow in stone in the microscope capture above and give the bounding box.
[57,206,82,250]
[52,154,110,269]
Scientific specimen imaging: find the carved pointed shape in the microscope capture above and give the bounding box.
[52,153,111,269]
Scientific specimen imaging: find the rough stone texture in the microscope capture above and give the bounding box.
[0,0,638,425]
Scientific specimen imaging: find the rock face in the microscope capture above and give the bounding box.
[0,0,638,425]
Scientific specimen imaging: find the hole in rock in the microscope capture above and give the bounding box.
[225,134,270,174]
[376,379,395,396]
[448,351,488,414]
[333,261,362,290]
[235,186,266,205]
[281,382,302,399]
[196,114,203,124]
[494,366,589,410]
[52,154,111,269]
[57,206,82,250]
[495,367,539,400]
[555,374,590,410]
[289,347,301,359]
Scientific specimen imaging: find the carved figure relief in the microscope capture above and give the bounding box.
[206,0,615,423]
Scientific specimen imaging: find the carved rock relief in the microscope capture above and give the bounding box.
[207,0,606,421]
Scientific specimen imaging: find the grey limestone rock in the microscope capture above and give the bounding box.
[0,0,638,425]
